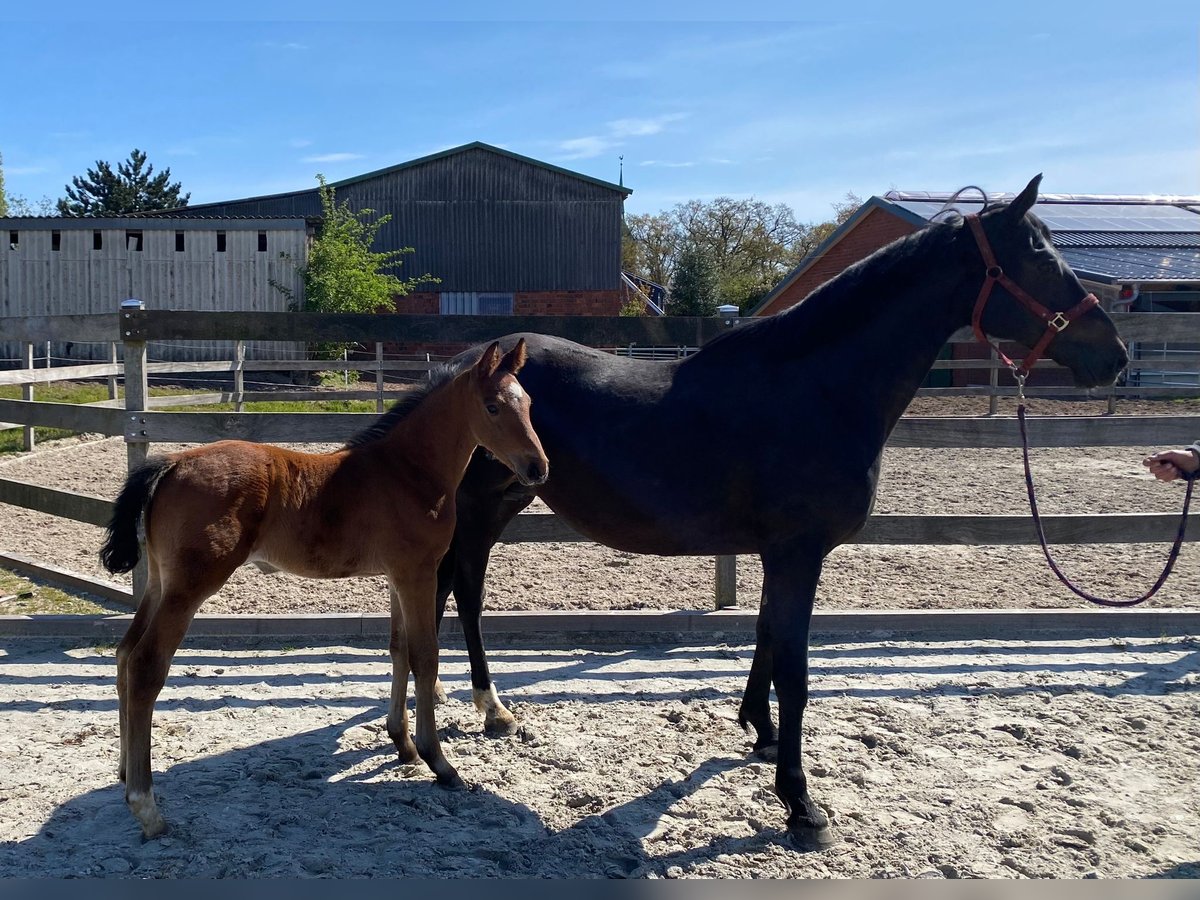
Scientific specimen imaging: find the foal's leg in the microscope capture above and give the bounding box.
[121,570,226,838]
[738,584,779,759]
[117,562,164,783]
[394,568,463,788]
[385,583,419,764]
[761,541,835,850]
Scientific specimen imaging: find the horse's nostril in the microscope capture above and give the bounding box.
[527,461,546,483]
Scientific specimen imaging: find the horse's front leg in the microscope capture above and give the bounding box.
[392,567,463,788]
[386,584,419,764]
[762,542,836,851]
[441,474,534,735]
[738,584,778,758]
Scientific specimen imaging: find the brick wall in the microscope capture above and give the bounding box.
[756,208,916,317]
[383,289,623,358]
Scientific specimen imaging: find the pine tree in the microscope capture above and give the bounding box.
[57,149,189,216]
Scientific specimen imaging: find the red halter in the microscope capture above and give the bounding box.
[965,213,1099,380]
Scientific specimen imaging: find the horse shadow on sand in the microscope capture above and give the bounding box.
[0,704,789,879]
[2,635,1198,878]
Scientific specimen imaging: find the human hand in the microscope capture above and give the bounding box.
[1144,449,1200,482]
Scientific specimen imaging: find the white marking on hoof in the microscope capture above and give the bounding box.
[127,790,166,838]
[474,685,518,734]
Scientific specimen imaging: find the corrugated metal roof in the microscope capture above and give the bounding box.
[1061,248,1200,283]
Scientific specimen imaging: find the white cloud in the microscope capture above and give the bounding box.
[290,138,314,149]
[607,113,687,138]
[557,137,613,160]
[301,152,366,163]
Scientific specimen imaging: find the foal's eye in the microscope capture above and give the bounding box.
[486,404,500,416]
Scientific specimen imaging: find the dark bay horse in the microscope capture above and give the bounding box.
[99,340,547,838]
[434,176,1128,849]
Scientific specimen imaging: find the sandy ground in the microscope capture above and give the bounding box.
[1,397,1199,878]
[1,635,1198,878]
[1,397,1198,615]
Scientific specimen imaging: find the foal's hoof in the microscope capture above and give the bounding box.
[432,679,449,705]
[786,822,839,852]
[436,770,466,791]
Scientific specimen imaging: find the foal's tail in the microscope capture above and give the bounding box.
[99,458,175,574]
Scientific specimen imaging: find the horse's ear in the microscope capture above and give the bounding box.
[1008,174,1042,219]
[500,338,528,376]
[476,341,502,380]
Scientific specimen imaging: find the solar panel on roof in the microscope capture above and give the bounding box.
[890,199,1200,232]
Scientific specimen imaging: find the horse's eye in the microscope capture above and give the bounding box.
[486,404,500,416]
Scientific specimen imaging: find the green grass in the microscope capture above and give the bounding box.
[1,380,380,453]
[0,568,128,616]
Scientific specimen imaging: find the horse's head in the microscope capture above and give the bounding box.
[968,175,1128,388]
[466,338,549,486]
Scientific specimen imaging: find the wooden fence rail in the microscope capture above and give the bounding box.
[2,308,1200,611]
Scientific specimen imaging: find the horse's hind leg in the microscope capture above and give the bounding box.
[122,565,232,839]
[386,584,419,764]
[738,584,779,759]
[116,562,164,783]
[393,569,463,789]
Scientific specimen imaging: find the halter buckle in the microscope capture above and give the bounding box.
[1014,371,1027,402]
[1048,312,1069,332]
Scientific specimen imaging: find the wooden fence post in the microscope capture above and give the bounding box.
[20,342,35,452]
[107,342,119,401]
[376,343,385,413]
[713,305,741,609]
[121,299,150,604]
[988,346,999,416]
[233,340,246,412]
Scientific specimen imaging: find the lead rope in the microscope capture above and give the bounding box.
[1017,381,1195,607]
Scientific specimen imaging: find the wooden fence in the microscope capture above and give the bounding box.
[2,308,1200,612]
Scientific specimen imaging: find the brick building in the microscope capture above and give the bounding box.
[752,190,1200,386]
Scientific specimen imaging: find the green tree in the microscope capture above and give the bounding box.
[274,176,436,359]
[623,192,866,315]
[668,243,719,317]
[57,148,189,216]
[0,152,8,217]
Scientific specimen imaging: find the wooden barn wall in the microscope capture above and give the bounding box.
[0,220,306,365]
[166,148,626,293]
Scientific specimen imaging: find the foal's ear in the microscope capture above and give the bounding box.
[499,338,528,376]
[1008,174,1042,219]
[476,341,503,380]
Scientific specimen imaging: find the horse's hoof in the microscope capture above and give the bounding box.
[752,742,778,763]
[436,771,466,791]
[483,715,519,737]
[786,822,838,852]
[432,680,449,705]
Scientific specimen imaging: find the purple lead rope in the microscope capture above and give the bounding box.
[1018,403,1195,607]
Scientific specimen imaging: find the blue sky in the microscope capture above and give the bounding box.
[2,2,1197,222]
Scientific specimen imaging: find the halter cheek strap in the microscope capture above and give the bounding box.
[965,214,1099,379]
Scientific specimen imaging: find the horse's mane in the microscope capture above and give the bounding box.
[698,210,965,361]
[343,362,457,449]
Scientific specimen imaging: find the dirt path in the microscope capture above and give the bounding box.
[1,634,1198,878]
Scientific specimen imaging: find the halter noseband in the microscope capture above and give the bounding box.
[965,213,1099,381]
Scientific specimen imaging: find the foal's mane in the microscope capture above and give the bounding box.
[343,362,457,449]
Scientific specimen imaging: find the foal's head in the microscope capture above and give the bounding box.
[465,339,549,486]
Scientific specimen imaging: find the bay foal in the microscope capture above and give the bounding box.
[100,340,547,838]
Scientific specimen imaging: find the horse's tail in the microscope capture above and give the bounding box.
[99,458,175,574]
